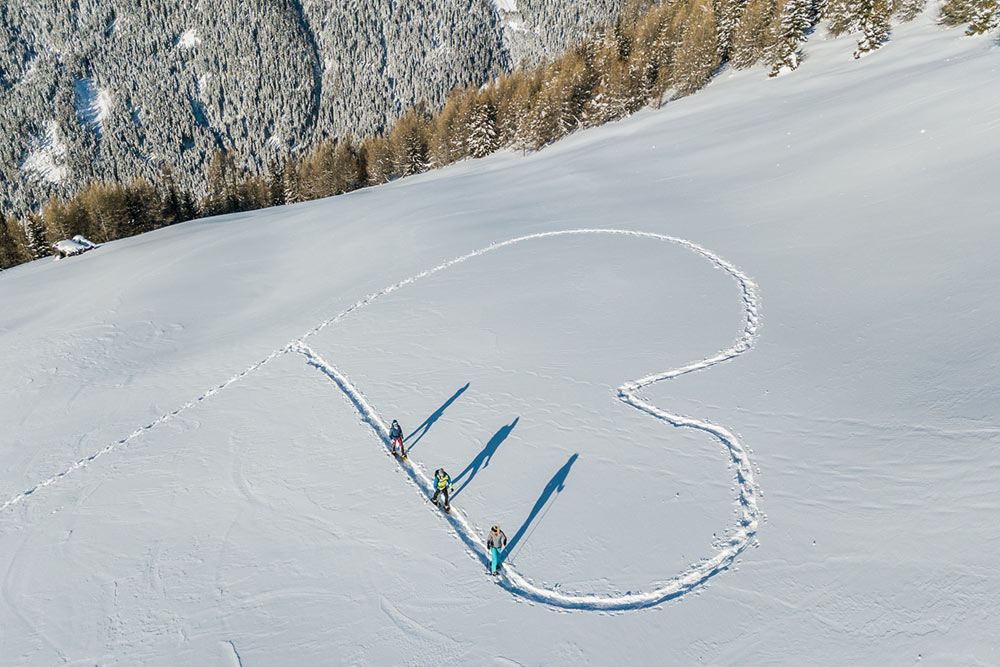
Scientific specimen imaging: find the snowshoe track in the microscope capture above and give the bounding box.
[2,229,761,612]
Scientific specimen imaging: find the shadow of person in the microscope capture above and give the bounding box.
[503,453,579,566]
[404,382,469,452]
[452,417,519,498]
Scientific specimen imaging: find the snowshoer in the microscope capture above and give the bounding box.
[389,419,405,457]
[432,468,452,511]
[487,525,507,575]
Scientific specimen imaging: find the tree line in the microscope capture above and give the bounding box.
[2,0,995,271]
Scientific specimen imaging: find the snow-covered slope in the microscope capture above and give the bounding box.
[1,15,998,664]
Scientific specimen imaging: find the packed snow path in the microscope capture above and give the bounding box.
[2,229,761,611]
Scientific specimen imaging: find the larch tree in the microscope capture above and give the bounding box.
[361,135,394,186]
[390,106,431,177]
[730,0,780,68]
[671,0,722,97]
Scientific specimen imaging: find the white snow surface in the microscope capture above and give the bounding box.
[493,0,518,13]
[2,17,999,665]
[74,78,113,135]
[178,28,202,49]
[21,120,69,183]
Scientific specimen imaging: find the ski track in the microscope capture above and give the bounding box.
[1,229,761,612]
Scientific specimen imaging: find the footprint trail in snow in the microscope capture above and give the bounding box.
[2,229,761,613]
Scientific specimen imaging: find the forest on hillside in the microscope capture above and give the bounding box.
[1,0,996,270]
[0,0,625,215]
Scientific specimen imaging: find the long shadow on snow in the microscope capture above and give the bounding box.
[503,453,578,567]
[404,382,469,452]
[451,417,519,499]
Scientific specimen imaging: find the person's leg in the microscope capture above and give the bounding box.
[442,488,450,509]
[432,489,440,504]
[490,547,499,574]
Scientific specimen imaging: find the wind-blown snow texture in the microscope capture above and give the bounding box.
[1,14,998,665]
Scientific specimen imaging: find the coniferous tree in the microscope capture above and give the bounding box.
[642,1,688,106]
[818,0,853,34]
[331,136,365,194]
[267,160,286,207]
[430,89,471,167]
[23,214,50,259]
[361,135,393,185]
[0,216,29,269]
[204,149,244,215]
[77,184,126,242]
[765,0,814,76]
[390,106,431,176]
[894,0,926,21]
[6,216,34,264]
[159,164,184,226]
[714,0,751,59]
[945,0,1000,32]
[467,91,499,158]
[940,0,978,23]
[671,0,722,97]
[854,0,893,58]
[124,178,160,235]
[731,0,780,67]
[5,215,34,266]
[497,70,539,151]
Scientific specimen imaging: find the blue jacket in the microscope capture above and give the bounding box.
[389,424,403,440]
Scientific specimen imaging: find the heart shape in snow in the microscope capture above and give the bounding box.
[293,229,761,611]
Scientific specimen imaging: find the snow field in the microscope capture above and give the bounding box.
[4,230,761,612]
[2,12,999,663]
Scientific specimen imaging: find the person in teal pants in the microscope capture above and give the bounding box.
[487,525,507,575]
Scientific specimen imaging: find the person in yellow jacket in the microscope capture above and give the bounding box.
[432,468,452,512]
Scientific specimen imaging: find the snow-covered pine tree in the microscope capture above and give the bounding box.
[765,0,814,76]
[390,106,431,177]
[467,92,499,159]
[642,1,688,106]
[894,0,926,21]
[956,0,1000,33]
[730,0,780,68]
[23,214,50,259]
[714,0,750,60]
[854,0,893,58]
[820,0,859,35]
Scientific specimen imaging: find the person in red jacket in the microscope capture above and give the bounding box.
[389,419,405,457]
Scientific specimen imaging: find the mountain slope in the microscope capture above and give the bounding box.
[0,15,998,664]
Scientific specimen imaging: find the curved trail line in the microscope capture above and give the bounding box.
[1,229,762,614]
[298,228,762,611]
